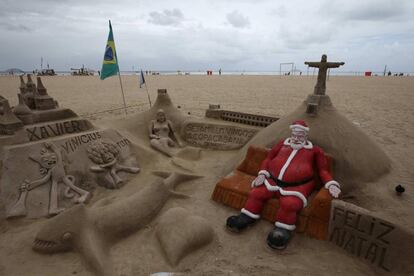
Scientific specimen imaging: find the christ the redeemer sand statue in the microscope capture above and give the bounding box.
[305,54,344,95]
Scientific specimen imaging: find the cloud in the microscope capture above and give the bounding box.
[0,0,413,72]
[278,22,335,50]
[226,10,250,28]
[323,0,410,22]
[148,9,184,26]
[0,22,32,32]
[271,5,287,18]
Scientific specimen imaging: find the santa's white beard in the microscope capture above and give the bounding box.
[290,142,305,150]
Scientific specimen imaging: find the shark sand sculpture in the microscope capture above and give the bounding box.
[32,171,202,276]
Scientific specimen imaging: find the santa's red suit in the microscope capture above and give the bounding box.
[241,137,339,231]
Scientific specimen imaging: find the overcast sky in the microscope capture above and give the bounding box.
[1,0,414,72]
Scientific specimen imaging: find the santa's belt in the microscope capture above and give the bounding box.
[263,179,308,207]
[268,173,313,187]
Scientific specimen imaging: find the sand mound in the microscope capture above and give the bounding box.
[228,95,392,193]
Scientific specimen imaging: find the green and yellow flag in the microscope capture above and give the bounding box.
[100,20,119,80]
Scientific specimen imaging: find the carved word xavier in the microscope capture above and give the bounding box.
[26,120,89,141]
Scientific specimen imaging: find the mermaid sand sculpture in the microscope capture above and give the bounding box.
[149,109,180,157]
[7,142,90,218]
[33,172,202,276]
[87,141,140,188]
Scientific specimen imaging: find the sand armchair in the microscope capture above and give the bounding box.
[212,145,335,240]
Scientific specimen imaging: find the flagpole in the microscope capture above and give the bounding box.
[144,82,152,107]
[117,72,128,115]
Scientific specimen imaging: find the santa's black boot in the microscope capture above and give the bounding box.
[266,227,292,250]
[226,213,257,232]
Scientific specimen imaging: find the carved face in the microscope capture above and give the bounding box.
[33,205,85,253]
[156,110,166,123]
[40,150,57,169]
[102,152,116,163]
[290,129,307,146]
[33,231,73,253]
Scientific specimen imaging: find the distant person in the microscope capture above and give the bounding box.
[388,71,392,76]
[219,68,222,75]
[98,71,100,76]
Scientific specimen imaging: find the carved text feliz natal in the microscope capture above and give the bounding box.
[330,206,395,271]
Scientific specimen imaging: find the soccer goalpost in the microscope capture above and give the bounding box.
[279,62,294,76]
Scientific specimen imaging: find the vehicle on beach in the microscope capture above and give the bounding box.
[36,69,56,76]
[70,66,95,76]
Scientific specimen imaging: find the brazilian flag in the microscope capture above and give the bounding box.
[100,20,119,80]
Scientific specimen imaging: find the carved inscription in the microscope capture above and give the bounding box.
[61,131,102,154]
[182,122,258,149]
[26,120,91,141]
[60,133,131,155]
[115,138,131,149]
[329,202,395,272]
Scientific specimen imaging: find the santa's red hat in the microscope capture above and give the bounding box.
[289,120,309,132]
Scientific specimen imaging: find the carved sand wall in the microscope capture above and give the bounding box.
[1,129,139,219]
[329,200,414,275]
[181,121,258,150]
[205,104,279,127]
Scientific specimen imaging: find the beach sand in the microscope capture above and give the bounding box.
[0,75,413,275]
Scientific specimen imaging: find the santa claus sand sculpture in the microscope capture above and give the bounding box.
[227,120,341,249]
[228,55,391,194]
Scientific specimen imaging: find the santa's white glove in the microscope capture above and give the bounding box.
[251,174,266,187]
[325,181,341,198]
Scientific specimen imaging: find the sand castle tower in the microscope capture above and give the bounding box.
[13,94,33,124]
[234,55,391,193]
[15,76,33,118]
[19,75,26,94]
[34,77,57,110]
[25,74,36,94]
[0,98,24,134]
[22,74,36,109]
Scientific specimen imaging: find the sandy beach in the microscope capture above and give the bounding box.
[0,75,413,275]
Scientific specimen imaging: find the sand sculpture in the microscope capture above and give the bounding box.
[328,200,414,274]
[33,172,202,276]
[1,129,140,218]
[229,55,391,193]
[17,74,57,112]
[148,109,180,157]
[114,88,260,155]
[1,77,140,219]
[226,120,341,249]
[305,54,345,96]
[205,104,279,127]
[2,62,410,275]
[155,207,214,266]
[0,75,85,146]
[7,142,90,218]
[88,140,140,188]
[0,97,24,134]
